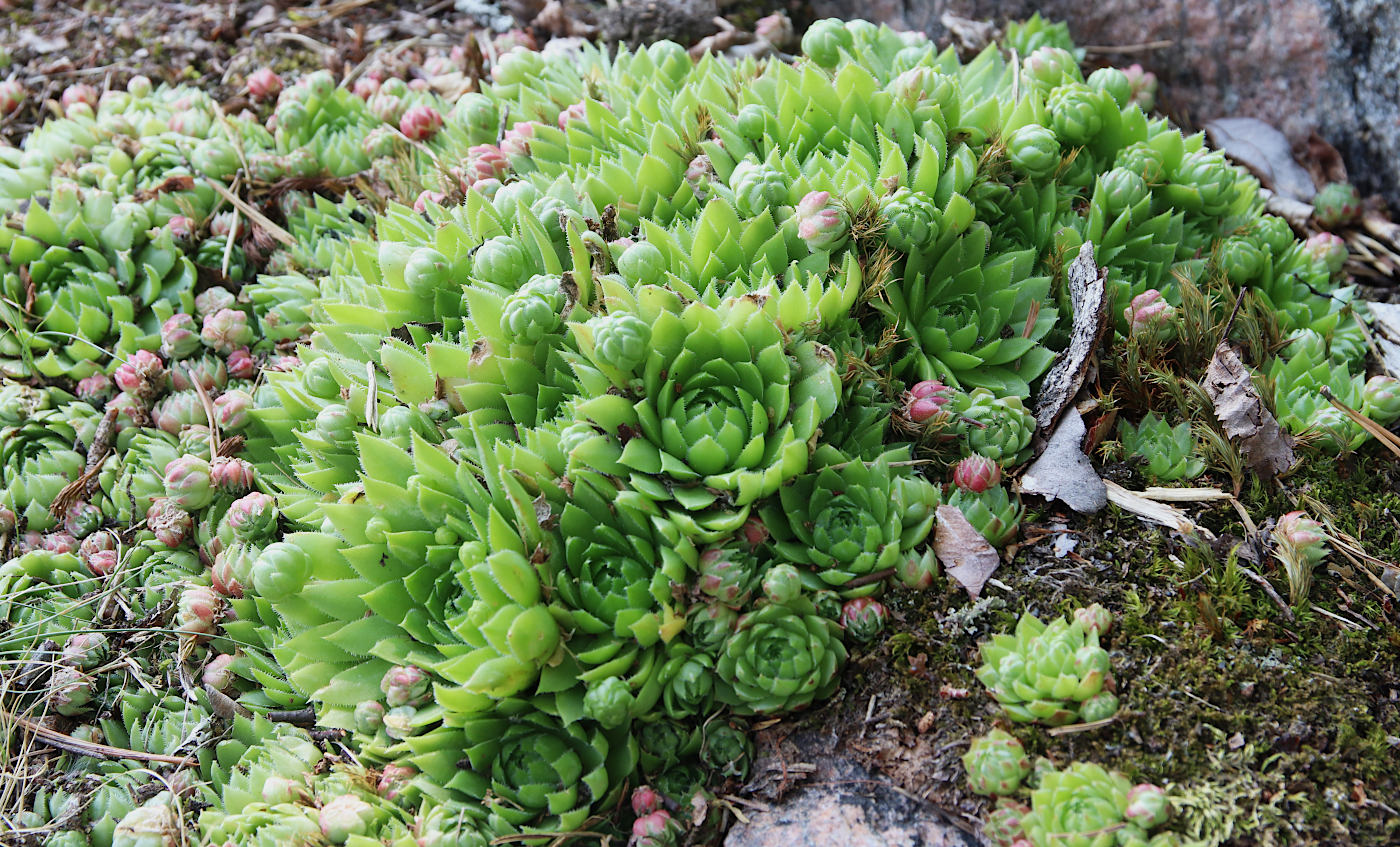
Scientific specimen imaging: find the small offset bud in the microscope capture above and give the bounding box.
[164,456,215,510]
[1073,603,1114,636]
[761,563,804,605]
[632,810,680,847]
[60,83,99,113]
[62,633,110,670]
[1363,375,1400,426]
[247,68,283,100]
[76,374,114,401]
[0,80,25,116]
[176,585,223,639]
[631,785,663,817]
[1123,289,1176,335]
[413,189,447,214]
[1312,182,1362,229]
[462,143,510,185]
[210,456,256,493]
[114,349,167,399]
[354,700,386,734]
[226,346,257,380]
[203,653,236,692]
[383,705,419,740]
[86,548,118,577]
[1303,231,1348,274]
[794,191,850,252]
[380,665,430,707]
[43,533,79,555]
[224,491,278,542]
[49,667,95,716]
[201,308,254,354]
[399,104,443,141]
[500,120,540,157]
[896,552,937,590]
[839,597,888,642]
[377,763,416,800]
[319,794,375,844]
[952,454,1001,494]
[684,154,714,202]
[160,313,201,359]
[1122,63,1158,111]
[906,379,954,423]
[1123,783,1170,828]
[213,389,254,431]
[557,100,589,129]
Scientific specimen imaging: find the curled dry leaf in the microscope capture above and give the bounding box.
[1203,341,1295,478]
[934,505,1000,601]
[1018,407,1107,513]
[1034,242,1107,433]
[1205,117,1317,202]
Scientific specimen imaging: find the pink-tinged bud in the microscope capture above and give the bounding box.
[631,785,663,817]
[203,653,236,692]
[380,665,430,707]
[755,12,796,48]
[320,794,374,843]
[60,84,98,112]
[632,810,678,845]
[42,533,79,555]
[16,530,43,553]
[740,516,769,547]
[225,491,277,541]
[76,374,113,401]
[470,176,503,200]
[794,190,850,252]
[166,215,196,242]
[195,287,237,316]
[0,505,15,535]
[213,389,254,431]
[79,529,116,560]
[413,189,447,214]
[1303,231,1349,274]
[1276,511,1325,548]
[104,393,143,432]
[147,498,193,547]
[1122,64,1158,111]
[1124,289,1175,334]
[201,309,254,354]
[86,549,118,576]
[905,381,954,423]
[0,80,24,116]
[839,597,888,642]
[64,501,103,538]
[48,667,95,716]
[210,457,257,493]
[464,143,510,184]
[171,356,228,393]
[557,101,589,129]
[492,29,538,53]
[211,554,243,597]
[114,349,168,399]
[500,120,540,157]
[352,76,380,99]
[247,68,283,100]
[1073,602,1114,636]
[226,346,257,380]
[1123,783,1169,828]
[952,454,1001,493]
[369,91,407,124]
[62,632,109,670]
[152,390,205,434]
[399,105,443,141]
[267,354,301,372]
[377,763,416,800]
[160,313,201,360]
[164,455,215,510]
[685,154,713,201]
[408,78,430,92]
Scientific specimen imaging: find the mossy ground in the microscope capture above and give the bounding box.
[763,449,1400,846]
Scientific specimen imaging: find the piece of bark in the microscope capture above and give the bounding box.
[1034,243,1108,433]
[1017,408,1107,513]
[1202,341,1295,478]
[934,506,1001,601]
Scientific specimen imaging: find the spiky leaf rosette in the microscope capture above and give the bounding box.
[569,291,839,514]
[716,596,848,715]
[0,384,101,532]
[880,223,1058,398]
[975,611,1117,726]
[762,444,938,596]
[1117,414,1204,482]
[1020,763,1178,847]
[455,699,637,838]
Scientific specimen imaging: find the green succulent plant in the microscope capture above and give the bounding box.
[1020,763,1178,847]
[1118,414,1205,482]
[975,610,1118,726]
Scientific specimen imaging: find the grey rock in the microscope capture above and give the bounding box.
[808,0,1400,210]
[724,748,976,847]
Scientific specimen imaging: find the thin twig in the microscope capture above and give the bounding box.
[3,710,195,766]
[1236,564,1294,621]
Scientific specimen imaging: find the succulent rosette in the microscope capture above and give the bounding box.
[1020,764,1174,847]
[455,701,636,836]
[975,610,1116,725]
[1312,181,1362,229]
[1118,414,1205,482]
[570,296,839,513]
[716,596,848,714]
[963,729,1032,796]
[955,389,1036,465]
[762,445,938,595]
[946,483,1023,547]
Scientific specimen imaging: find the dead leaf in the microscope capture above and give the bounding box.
[1034,242,1107,432]
[1104,480,1212,537]
[1304,132,1348,187]
[1202,341,1295,478]
[1017,408,1107,513]
[1205,117,1317,202]
[940,13,999,56]
[934,505,1001,601]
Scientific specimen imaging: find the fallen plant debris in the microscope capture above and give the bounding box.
[0,7,1398,847]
